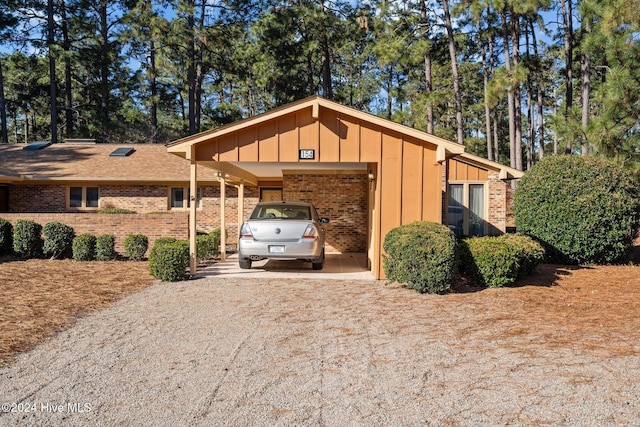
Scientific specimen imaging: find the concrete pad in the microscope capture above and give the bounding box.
[198,253,375,280]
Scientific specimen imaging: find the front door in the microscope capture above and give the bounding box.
[261,188,283,202]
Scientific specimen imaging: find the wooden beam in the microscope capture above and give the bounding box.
[219,175,227,261]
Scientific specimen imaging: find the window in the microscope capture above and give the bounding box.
[447,183,486,236]
[170,187,201,209]
[68,186,99,209]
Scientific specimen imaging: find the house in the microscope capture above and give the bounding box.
[0,97,522,278]
[166,96,523,278]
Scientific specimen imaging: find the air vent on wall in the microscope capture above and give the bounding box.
[23,141,53,151]
[109,147,135,157]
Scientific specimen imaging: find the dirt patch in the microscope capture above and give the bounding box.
[0,259,153,367]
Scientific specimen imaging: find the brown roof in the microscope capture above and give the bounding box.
[0,143,220,183]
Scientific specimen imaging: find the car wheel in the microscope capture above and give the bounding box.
[239,258,252,269]
[312,260,323,270]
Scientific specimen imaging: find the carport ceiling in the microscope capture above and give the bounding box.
[229,162,367,178]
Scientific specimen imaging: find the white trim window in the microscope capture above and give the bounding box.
[170,187,201,209]
[68,186,99,210]
[447,183,486,236]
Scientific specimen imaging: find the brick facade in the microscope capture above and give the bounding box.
[487,170,507,234]
[1,213,188,254]
[283,172,368,253]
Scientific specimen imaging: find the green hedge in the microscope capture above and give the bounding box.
[124,234,148,261]
[459,234,545,288]
[72,233,96,261]
[0,218,12,256]
[96,234,117,261]
[148,240,189,281]
[383,221,458,294]
[513,155,640,264]
[43,222,75,259]
[13,219,43,259]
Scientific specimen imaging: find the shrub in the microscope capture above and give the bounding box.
[513,155,640,264]
[0,218,12,256]
[208,228,222,257]
[459,234,545,288]
[99,208,136,214]
[196,233,218,261]
[42,222,75,259]
[95,234,117,261]
[148,237,179,278]
[124,234,148,261]
[148,240,189,281]
[72,233,96,261]
[13,219,43,259]
[383,221,458,294]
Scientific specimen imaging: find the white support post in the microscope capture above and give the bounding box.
[237,181,244,240]
[189,158,198,276]
[219,174,226,261]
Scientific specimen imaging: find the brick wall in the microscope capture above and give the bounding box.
[283,172,368,253]
[1,213,189,254]
[6,183,261,245]
[487,170,507,235]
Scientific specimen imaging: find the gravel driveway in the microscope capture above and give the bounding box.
[1,277,638,426]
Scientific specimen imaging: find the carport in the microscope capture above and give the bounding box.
[167,96,467,279]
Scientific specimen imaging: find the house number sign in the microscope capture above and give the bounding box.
[299,149,315,160]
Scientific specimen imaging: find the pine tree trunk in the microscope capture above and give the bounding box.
[420,0,433,134]
[100,0,109,133]
[47,0,58,143]
[561,0,573,153]
[443,0,463,145]
[501,8,517,170]
[481,39,492,161]
[581,16,592,155]
[0,59,8,144]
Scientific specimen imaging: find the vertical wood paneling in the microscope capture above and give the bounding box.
[258,122,278,161]
[379,132,402,263]
[298,109,319,161]
[339,115,360,162]
[217,134,238,161]
[278,113,298,162]
[359,124,381,162]
[401,137,423,223]
[319,109,340,161]
[195,140,219,162]
[238,127,258,161]
[449,159,489,181]
[422,142,441,222]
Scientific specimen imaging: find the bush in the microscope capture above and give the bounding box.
[13,219,43,259]
[383,221,458,294]
[124,234,148,261]
[99,208,136,214]
[197,233,218,261]
[513,155,640,264]
[72,233,96,261]
[459,234,545,288]
[148,240,189,281]
[42,222,75,259]
[95,234,117,261]
[0,218,12,256]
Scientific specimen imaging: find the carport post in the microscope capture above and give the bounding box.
[237,181,244,240]
[219,174,226,261]
[189,155,198,276]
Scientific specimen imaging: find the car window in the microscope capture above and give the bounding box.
[250,205,311,220]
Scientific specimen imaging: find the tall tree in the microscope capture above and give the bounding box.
[442,0,464,145]
[0,8,18,144]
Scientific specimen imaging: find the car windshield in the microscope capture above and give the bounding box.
[250,205,311,220]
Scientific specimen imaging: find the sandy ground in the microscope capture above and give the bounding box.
[1,269,639,426]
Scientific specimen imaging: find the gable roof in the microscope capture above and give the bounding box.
[0,143,220,184]
[167,96,466,159]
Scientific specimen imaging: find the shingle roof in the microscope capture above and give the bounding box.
[0,143,220,183]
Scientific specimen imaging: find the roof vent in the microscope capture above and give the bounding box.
[109,147,135,157]
[23,141,52,151]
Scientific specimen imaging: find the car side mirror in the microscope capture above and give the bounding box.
[319,217,330,224]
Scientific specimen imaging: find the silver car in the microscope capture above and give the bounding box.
[238,201,329,270]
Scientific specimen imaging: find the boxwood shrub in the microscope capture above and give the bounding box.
[124,234,148,261]
[513,155,640,264]
[383,221,458,294]
[13,219,43,259]
[73,233,96,261]
[43,222,75,259]
[96,234,117,261]
[0,218,12,256]
[459,234,545,288]
[148,240,189,282]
